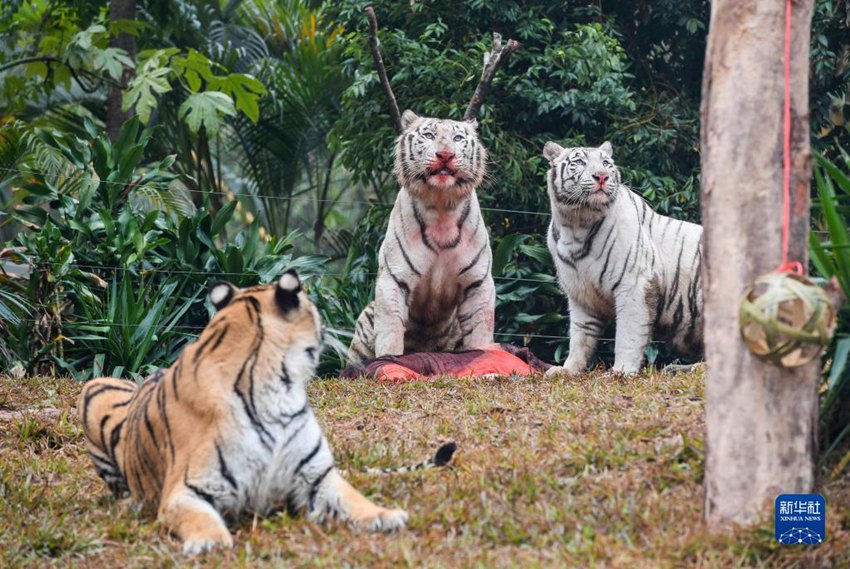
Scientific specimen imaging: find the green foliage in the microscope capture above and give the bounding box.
[810,151,850,468]
[490,234,566,359]
[218,0,351,240]
[121,50,173,124]
[0,4,131,111]
[178,91,237,135]
[308,203,391,374]
[810,0,850,155]
[122,47,266,131]
[330,0,705,214]
[0,0,268,132]
[109,0,353,245]
[0,117,324,379]
[0,0,361,376]
[67,278,200,379]
[208,72,267,123]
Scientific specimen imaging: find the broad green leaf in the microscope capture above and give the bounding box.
[809,229,834,279]
[816,165,850,294]
[492,233,524,275]
[123,66,172,124]
[64,24,109,69]
[226,246,244,275]
[211,200,237,235]
[25,60,48,79]
[816,154,850,195]
[178,91,236,134]
[172,49,216,93]
[93,47,134,80]
[828,337,850,391]
[109,19,147,38]
[208,73,267,122]
[113,116,142,158]
[92,353,105,377]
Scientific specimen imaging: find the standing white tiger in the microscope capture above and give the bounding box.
[542,141,703,376]
[347,110,495,364]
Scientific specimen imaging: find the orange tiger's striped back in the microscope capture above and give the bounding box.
[77,377,138,497]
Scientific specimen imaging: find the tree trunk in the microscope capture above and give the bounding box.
[700,0,817,526]
[106,0,137,142]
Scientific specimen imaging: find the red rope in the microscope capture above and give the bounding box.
[776,0,802,276]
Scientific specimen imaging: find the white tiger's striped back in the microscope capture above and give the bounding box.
[543,141,703,376]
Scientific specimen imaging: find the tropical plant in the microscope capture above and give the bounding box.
[221,1,352,243]
[490,233,564,358]
[0,116,326,378]
[0,0,349,240]
[118,0,356,251]
[810,150,850,470]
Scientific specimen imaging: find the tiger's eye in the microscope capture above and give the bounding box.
[423,132,435,140]
[453,134,464,142]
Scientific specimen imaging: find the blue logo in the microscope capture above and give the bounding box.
[775,494,826,545]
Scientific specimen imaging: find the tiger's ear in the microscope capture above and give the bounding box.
[542,141,565,164]
[401,109,419,130]
[465,118,479,130]
[599,141,613,157]
[275,270,302,314]
[208,281,237,311]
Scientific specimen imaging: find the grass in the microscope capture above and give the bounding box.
[1,370,849,568]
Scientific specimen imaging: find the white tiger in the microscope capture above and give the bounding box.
[542,141,703,376]
[347,110,495,364]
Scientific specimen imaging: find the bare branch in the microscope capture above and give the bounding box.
[464,33,520,122]
[365,6,403,133]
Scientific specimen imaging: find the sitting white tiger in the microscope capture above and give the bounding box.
[542,141,703,376]
[347,110,495,364]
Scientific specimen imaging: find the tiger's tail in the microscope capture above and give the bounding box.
[362,442,457,475]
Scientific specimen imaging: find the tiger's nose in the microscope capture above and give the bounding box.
[592,172,609,184]
[435,150,455,162]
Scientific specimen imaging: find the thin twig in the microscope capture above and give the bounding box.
[464,33,520,121]
[0,56,124,90]
[365,6,403,133]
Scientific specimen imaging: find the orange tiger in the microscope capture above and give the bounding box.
[78,271,412,554]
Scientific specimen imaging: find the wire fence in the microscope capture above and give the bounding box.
[9,261,559,287]
[0,157,561,290]
[0,165,552,217]
[3,260,615,345]
[7,316,642,349]
[0,163,652,350]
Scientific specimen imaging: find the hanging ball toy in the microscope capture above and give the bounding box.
[739,271,838,367]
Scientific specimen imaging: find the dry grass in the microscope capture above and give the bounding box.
[1,370,849,568]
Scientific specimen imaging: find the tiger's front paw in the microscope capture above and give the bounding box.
[181,527,234,555]
[544,362,584,378]
[609,363,640,377]
[351,507,408,532]
[544,366,566,379]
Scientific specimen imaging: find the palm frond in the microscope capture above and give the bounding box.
[131,180,198,218]
[209,20,270,72]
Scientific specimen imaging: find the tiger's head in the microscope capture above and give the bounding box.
[203,270,324,388]
[394,110,487,206]
[543,141,621,213]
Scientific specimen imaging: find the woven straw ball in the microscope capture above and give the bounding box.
[739,272,837,367]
